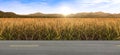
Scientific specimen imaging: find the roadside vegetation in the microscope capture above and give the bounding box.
[0,18,120,40]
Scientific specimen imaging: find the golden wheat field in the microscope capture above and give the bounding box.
[0,18,120,40]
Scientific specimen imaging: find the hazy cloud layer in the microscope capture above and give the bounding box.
[0,0,120,14]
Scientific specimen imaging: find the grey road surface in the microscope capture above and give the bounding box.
[0,41,120,55]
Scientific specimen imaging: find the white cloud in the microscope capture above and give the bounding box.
[75,0,110,4]
[111,0,120,3]
[92,0,111,3]
[1,0,120,14]
[0,0,53,14]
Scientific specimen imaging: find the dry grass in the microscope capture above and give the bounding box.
[0,18,120,40]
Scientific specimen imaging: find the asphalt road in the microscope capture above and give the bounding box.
[0,41,120,55]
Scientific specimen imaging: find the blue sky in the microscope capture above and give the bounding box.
[0,0,120,14]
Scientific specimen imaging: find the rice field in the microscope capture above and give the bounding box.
[0,18,120,40]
